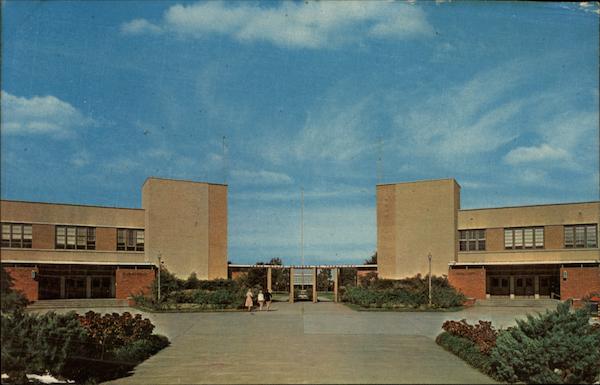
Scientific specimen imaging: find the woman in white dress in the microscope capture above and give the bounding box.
[245,289,253,312]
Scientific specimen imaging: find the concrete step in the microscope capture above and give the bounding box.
[476,298,560,308]
[27,298,130,310]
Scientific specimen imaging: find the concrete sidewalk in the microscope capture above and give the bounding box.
[97,301,551,384]
[32,301,556,383]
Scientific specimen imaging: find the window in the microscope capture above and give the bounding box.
[505,227,544,249]
[459,229,486,251]
[117,229,144,251]
[56,226,95,250]
[1,223,32,248]
[564,225,597,248]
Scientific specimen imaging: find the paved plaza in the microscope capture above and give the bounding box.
[34,301,551,384]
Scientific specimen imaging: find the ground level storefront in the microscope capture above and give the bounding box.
[448,263,600,300]
[2,263,155,301]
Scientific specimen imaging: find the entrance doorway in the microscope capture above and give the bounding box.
[38,264,116,300]
[514,276,534,297]
[486,264,561,299]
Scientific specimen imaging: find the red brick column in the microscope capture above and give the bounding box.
[448,267,486,300]
[115,267,156,299]
[560,266,600,300]
[4,266,39,302]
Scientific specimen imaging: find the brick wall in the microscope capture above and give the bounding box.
[115,267,155,299]
[4,265,39,301]
[448,267,486,300]
[560,266,600,300]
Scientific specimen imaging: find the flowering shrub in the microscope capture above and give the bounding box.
[77,311,154,357]
[441,319,498,354]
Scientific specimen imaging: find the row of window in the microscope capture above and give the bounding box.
[459,224,597,251]
[1,223,144,251]
[504,227,544,249]
[1,223,32,248]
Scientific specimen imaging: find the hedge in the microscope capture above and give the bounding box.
[436,332,497,379]
[343,275,465,309]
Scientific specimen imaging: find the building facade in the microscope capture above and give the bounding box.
[377,179,600,301]
[1,177,228,302]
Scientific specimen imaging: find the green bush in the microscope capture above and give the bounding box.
[111,334,170,363]
[436,332,495,378]
[193,289,243,307]
[490,302,600,384]
[1,311,88,382]
[343,275,465,309]
[77,311,155,357]
[1,310,169,384]
[1,267,29,313]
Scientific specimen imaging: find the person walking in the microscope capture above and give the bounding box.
[257,290,265,311]
[264,289,272,311]
[245,289,254,312]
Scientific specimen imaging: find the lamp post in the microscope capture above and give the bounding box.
[157,254,162,302]
[428,253,432,307]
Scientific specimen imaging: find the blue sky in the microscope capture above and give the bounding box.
[2,1,599,265]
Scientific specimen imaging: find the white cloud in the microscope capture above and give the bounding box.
[122,1,433,48]
[394,63,528,161]
[504,143,569,165]
[120,18,163,35]
[70,150,92,168]
[231,169,293,185]
[1,91,93,136]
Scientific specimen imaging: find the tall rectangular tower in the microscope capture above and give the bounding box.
[377,179,460,279]
[142,178,227,279]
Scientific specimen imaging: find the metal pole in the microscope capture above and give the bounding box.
[157,254,162,302]
[428,253,432,307]
[301,187,304,290]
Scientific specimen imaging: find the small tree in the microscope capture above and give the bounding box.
[490,302,600,384]
[339,268,357,288]
[364,252,377,265]
[317,269,332,291]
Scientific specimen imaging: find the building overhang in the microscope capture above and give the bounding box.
[449,260,600,267]
[1,260,156,267]
[228,264,378,269]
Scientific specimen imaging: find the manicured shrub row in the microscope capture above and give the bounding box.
[441,319,497,354]
[135,269,248,310]
[343,275,466,309]
[435,332,496,378]
[437,303,600,384]
[1,310,169,384]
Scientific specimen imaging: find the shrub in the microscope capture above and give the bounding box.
[343,275,465,309]
[111,334,170,363]
[1,311,88,382]
[0,267,29,313]
[77,311,154,357]
[436,332,495,377]
[490,302,600,384]
[442,319,497,354]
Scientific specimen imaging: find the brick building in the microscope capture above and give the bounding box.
[1,177,227,302]
[377,179,600,301]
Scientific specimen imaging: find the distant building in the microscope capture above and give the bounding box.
[377,179,600,301]
[1,177,227,302]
